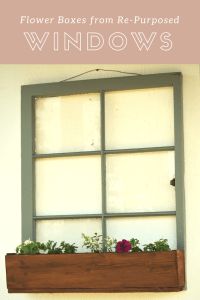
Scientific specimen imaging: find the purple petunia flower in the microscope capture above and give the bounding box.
[116,239,131,253]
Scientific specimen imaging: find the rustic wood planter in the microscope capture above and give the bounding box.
[5,250,185,293]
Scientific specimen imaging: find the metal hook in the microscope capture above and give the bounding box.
[170,178,175,186]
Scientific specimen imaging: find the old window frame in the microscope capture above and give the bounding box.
[21,72,185,250]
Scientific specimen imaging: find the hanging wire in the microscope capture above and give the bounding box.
[60,68,142,82]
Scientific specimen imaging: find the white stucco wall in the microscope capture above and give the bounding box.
[0,64,200,300]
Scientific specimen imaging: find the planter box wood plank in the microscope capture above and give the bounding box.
[5,250,185,293]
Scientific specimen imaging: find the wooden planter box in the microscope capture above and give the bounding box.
[5,250,185,293]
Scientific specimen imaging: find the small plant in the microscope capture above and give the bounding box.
[60,241,77,254]
[45,240,63,254]
[82,233,103,253]
[45,240,77,254]
[16,239,44,254]
[82,233,117,253]
[143,239,171,252]
[130,238,142,252]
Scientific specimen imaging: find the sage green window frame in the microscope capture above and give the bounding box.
[21,72,185,250]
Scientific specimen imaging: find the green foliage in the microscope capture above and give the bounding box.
[45,240,62,254]
[60,241,77,254]
[104,236,117,252]
[143,239,171,252]
[16,240,43,254]
[130,238,142,252]
[82,233,117,253]
[16,239,77,255]
[82,233,103,253]
[16,236,171,255]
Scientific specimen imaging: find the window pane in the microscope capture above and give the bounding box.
[35,93,100,154]
[105,87,174,149]
[107,216,177,249]
[106,151,175,213]
[36,156,102,215]
[36,219,102,252]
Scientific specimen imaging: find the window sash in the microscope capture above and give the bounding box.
[21,73,185,249]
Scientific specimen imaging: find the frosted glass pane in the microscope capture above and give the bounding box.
[35,93,100,154]
[36,156,102,215]
[107,151,175,213]
[107,216,177,249]
[105,87,174,149]
[36,219,102,252]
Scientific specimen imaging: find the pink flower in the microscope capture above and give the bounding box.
[116,239,131,253]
